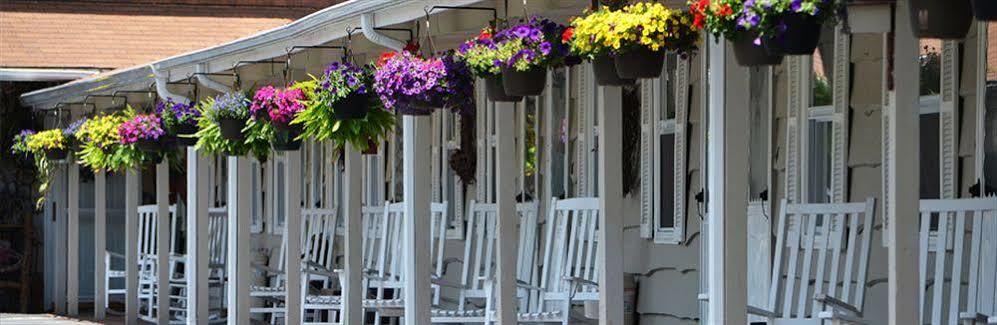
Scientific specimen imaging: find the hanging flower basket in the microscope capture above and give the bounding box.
[491,17,570,96]
[501,66,547,97]
[272,123,302,151]
[909,0,973,39]
[45,148,67,161]
[485,75,524,102]
[218,116,247,141]
[762,13,822,56]
[375,51,474,116]
[592,55,634,86]
[972,0,997,20]
[732,32,784,66]
[569,3,697,79]
[334,92,372,120]
[614,47,666,79]
[174,124,198,146]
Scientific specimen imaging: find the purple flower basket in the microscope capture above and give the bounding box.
[761,13,823,56]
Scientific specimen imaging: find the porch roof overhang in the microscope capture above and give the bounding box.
[19,0,482,111]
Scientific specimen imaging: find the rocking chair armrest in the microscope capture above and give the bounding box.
[562,276,598,288]
[251,262,284,275]
[302,266,341,279]
[514,279,544,291]
[814,294,863,317]
[431,277,467,289]
[746,305,779,318]
[958,312,989,322]
[107,251,126,260]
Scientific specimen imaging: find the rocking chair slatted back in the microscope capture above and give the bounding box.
[137,204,179,259]
[768,198,875,320]
[457,201,541,311]
[537,197,601,312]
[207,207,228,273]
[366,201,449,303]
[302,208,341,280]
[918,197,997,325]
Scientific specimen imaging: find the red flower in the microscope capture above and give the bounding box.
[478,29,492,40]
[717,4,733,17]
[403,41,420,54]
[562,27,574,43]
[377,51,398,67]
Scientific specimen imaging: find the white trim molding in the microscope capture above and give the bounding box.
[0,68,100,82]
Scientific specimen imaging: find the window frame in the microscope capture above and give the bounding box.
[643,55,689,245]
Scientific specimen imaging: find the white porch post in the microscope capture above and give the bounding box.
[53,165,66,315]
[403,114,431,324]
[706,35,749,324]
[125,168,140,324]
[597,81,624,324]
[343,143,363,324]
[227,156,252,325]
[187,148,210,325]
[284,152,303,324]
[156,160,171,324]
[67,161,79,316]
[888,1,920,324]
[94,170,107,320]
[495,100,520,324]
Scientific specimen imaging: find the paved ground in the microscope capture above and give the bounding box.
[0,313,124,324]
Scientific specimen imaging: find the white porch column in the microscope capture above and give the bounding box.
[227,156,252,325]
[888,1,920,323]
[53,165,66,315]
[495,101,520,323]
[125,168,140,325]
[186,148,210,325]
[403,115,431,324]
[706,35,749,324]
[156,160,171,324]
[597,82,624,324]
[67,161,79,316]
[284,152,303,324]
[94,170,107,320]
[343,143,363,324]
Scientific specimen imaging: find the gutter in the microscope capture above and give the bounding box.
[361,12,405,51]
[151,66,189,103]
[0,68,100,82]
[194,63,232,93]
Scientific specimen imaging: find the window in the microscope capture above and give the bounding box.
[643,54,688,244]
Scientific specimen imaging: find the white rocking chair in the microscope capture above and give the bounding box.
[105,205,180,318]
[249,208,341,323]
[302,201,449,324]
[430,201,540,323]
[917,197,997,325]
[747,198,876,325]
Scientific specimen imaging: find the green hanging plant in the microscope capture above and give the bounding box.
[10,129,54,208]
[194,92,273,161]
[293,61,394,152]
[75,109,159,172]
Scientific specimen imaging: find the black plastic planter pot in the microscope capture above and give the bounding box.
[733,33,784,66]
[218,117,247,141]
[485,75,524,102]
[762,13,822,55]
[397,100,435,116]
[175,124,198,146]
[972,0,997,20]
[909,0,973,39]
[135,138,161,152]
[334,92,372,120]
[614,48,665,79]
[273,124,302,151]
[45,148,67,161]
[593,55,635,86]
[501,67,547,97]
